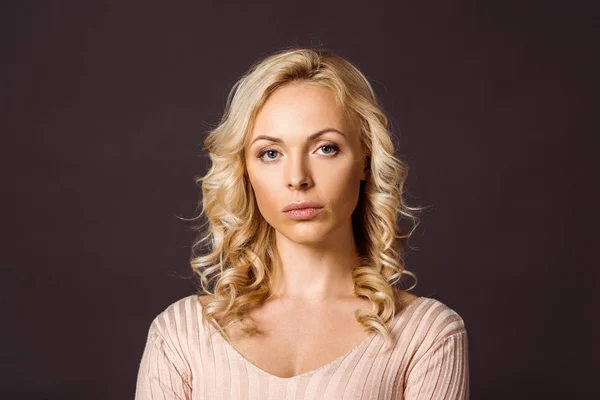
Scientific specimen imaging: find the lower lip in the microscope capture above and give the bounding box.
[283,207,323,220]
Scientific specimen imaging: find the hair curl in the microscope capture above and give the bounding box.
[189,47,424,347]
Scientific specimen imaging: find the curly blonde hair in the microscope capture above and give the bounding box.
[190,47,424,346]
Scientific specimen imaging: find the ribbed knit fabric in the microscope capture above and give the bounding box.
[135,294,469,399]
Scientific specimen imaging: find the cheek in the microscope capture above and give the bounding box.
[322,165,363,214]
[247,169,278,218]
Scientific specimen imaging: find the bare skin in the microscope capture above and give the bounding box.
[199,82,418,378]
[244,82,368,303]
[198,289,418,379]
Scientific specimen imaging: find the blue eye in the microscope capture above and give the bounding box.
[257,144,340,163]
[320,145,337,155]
[255,149,280,161]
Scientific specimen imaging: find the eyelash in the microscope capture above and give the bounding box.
[256,144,340,163]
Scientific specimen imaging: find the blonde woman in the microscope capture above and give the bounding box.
[135,48,469,399]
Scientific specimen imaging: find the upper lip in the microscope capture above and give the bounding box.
[282,201,324,212]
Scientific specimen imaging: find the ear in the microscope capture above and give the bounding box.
[360,154,370,181]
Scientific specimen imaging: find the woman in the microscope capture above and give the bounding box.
[135,48,469,399]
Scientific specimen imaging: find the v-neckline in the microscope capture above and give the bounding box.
[195,295,425,380]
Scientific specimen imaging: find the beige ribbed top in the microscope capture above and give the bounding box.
[135,294,469,399]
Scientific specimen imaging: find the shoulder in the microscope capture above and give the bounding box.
[396,294,468,355]
[138,296,201,381]
[148,294,204,343]
[198,294,212,307]
[398,297,470,397]
[418,296,465,334]
[391,288,466,337]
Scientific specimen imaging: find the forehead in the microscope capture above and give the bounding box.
[250,83,349,139]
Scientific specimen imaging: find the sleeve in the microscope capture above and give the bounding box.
[403,330,470,399]
[135,321,193,400]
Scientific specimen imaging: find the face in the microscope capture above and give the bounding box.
[244,82,367,245]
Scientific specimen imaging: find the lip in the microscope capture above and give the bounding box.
[283,207,324,220]
[282,201,324,212]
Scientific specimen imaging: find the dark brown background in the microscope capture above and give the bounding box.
[2,1,596,399]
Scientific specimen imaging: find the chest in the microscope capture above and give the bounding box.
[223,301,374,379]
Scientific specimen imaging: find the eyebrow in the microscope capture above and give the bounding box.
[250,128,346,146]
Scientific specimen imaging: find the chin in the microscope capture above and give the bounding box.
[277,224,334,244]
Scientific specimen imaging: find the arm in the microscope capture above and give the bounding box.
[135,321,192,400]
[404,330,470,399]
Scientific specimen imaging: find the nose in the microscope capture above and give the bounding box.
[287,150,312,190]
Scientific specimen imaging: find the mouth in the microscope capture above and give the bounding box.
[282,207,324,220]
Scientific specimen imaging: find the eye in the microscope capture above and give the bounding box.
[257,149,281,162]
[318,144,339,155]
[256,144,340,163]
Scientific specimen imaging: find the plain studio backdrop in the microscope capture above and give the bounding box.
[1,1,596,399]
